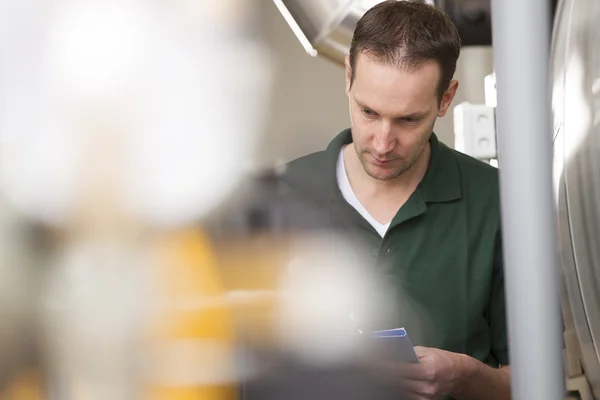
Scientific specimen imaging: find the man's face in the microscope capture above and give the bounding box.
[345,53,457,181]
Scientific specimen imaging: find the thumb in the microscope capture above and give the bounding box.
[413,346,431,359]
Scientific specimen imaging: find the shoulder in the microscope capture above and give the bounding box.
[282,150,329,177]
[272,150,332,192]
[445,144,499,197]
[438,144,501,228]
[446,144,498,179]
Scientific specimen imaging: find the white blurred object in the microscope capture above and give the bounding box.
[276,235,388,367]
[0,0,272,228]
[47,3,153,101]
[454,102,497,161]
[484,72,497,107]
[124,40,271,227]
[40,238,158,400]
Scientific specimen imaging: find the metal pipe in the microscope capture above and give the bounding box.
[490,0,565,399]
[273,0,377,66]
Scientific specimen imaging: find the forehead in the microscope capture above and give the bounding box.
[352,52,440,114]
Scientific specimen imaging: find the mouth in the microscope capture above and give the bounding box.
[371,155,395,165]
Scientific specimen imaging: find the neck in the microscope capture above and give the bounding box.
[343,142,431,198]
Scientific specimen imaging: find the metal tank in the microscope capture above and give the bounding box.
[552,0,600,397]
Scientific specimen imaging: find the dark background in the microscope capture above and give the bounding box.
[438,0,560,47]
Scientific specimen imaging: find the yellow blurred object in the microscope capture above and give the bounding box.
[214,235,287,345]
[0,231,289,400]
[0,370,44,400]
[147,229,238,400]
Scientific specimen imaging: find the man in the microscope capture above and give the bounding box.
[270,1,511,399]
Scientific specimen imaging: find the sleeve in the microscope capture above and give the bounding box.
[488,230,510,366]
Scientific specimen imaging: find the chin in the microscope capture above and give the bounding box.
[364,166,402,181]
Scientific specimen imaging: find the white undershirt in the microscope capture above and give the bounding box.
[336,148,391,237]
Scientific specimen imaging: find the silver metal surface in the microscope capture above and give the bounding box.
[491,0,565,398]
[552,0,600,397]
[273,0,384,65]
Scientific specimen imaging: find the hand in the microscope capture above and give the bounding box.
[394,346,470,400]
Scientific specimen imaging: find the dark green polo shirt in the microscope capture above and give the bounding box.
[283,128,508,368]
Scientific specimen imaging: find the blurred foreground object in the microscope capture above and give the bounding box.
[0,205,42,398]
[41,229,239,400]
[0,0,272,398]
[212,230,402,400]
[0,0,271,228]
[146,230,238,400]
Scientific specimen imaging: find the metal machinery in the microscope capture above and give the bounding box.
[272,0,495,65]
[552,0,600,398]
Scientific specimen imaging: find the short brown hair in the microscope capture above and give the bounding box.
[349,0,461,101]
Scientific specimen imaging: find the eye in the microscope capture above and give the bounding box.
[362,108,376,117]
[400,117,420,125]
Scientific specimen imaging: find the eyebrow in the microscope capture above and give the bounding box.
[356,99,428,120]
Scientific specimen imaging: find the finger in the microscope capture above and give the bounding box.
[398,379,438,400]
[395,363,431,380]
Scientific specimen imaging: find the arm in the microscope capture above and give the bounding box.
[451,356,510,400]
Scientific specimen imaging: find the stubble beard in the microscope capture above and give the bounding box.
[357,146,426,182]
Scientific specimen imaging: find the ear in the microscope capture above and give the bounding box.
[345,56,351,96]
[437,80,459,117]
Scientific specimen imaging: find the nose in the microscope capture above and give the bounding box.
[372,121,395,154]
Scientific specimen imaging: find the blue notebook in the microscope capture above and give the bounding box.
[370,328,419,363]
